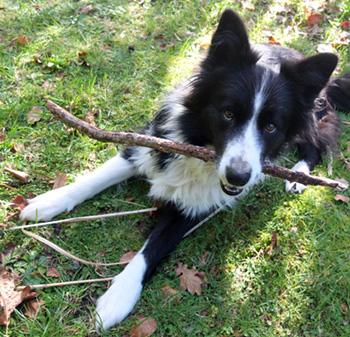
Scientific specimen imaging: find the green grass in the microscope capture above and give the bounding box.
[1,0,350,336]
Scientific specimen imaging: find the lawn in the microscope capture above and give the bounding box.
[1,0,350,336]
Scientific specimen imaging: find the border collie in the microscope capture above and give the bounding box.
[20,9,350,332]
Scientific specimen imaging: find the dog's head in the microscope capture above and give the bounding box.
[185,9,338,196]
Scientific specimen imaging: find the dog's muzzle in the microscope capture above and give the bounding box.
[219,158,252,196]
[220,181,243,196]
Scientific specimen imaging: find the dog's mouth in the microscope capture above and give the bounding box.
[220,181,243,196]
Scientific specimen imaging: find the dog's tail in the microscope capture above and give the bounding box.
[327,74,350,112]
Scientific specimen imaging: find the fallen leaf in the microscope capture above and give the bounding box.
[130,316,157,337]
[47,267,61,278]
[27,106,43,124]
[306,13,324,26]
[4,167,29,183]
[9,34,28,46]
[80,5,93,15]
[334,194,350,203]
[268,36,281,45]
[198,251,210,265]
[12,143,25,152]
[174,263,204,296]
[267,231,278,255]
[119,251,137,267]
[341,303,349,313]
[24,298,45,318]
[52,172,67,190]
[161,285,180,297]
[82,110,96,126]
[11,195,28,211]
[341,20,349,30]
[0,267,40,325]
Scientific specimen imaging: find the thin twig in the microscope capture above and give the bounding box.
[16,278,114,291]
[46,100,348,191]
[10,207,157,230]
[21,229,130,266]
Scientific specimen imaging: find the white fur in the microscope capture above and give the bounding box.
[20,154,136,221]
[95,251,147,333]
[285,160,310,193]
[217,74,269,189]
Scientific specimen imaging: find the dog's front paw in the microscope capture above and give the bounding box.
[95,254,146,333]
[20,186,76,222]
[285,181,307,194]
[285,160,310,194]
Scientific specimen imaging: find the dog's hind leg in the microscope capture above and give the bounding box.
[20,152,137,221]
[95,203,204,332]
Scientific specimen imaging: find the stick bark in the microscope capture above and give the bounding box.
[46,100,348,191]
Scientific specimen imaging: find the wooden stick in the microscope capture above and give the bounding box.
[9,208,158,230]
[46,100,348,191]
[16,278,114,291]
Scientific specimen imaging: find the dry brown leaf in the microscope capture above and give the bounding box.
[52,172,67,190]
[341,303,349,313]
[119,251,138,267]
[161,285,180,297]
[82,110,96,126]
[47,267,61,278]
[267,231,278,255]
[0,267,40,325]
[9,34,28,46]
[4,167,29,183]
[12,143,25,152]
[27,106,43,124]
[80,5,93,15]
[130,316,157,337]
[11,195,29,211]
[174,262,204,296]
[306,13,324,26]
[198,251,210,265]
[334,194,350,203]
[24,298,45,318]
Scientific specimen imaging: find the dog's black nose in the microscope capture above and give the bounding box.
[225,160,251,187]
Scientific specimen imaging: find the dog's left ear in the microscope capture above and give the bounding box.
[282,53,338,103]
[202,9,258,70]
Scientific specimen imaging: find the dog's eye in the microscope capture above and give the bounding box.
[265,123,276,133]
[224,110,234,120]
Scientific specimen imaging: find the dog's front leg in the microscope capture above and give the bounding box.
[95,204,204,332]
[20,153,136,221]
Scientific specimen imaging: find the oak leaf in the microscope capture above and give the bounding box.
[174,262,205,295]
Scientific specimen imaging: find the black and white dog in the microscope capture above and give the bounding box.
[20,9,350,332]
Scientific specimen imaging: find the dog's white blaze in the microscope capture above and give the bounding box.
[218,74,269,188]
[20,154,136,221]
[95,251,147,332]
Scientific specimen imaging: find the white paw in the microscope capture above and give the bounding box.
[285,160,310,194]
[95,253,147,333]
[285,181,307,194]
[20,185,76,222]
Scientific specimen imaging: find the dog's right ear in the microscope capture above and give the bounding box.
[202,9,258,70]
